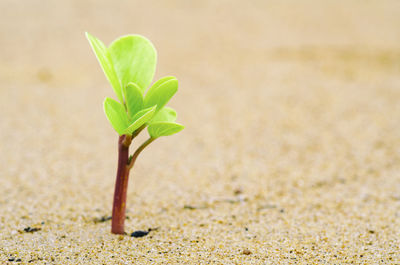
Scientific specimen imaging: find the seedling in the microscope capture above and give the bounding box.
[86,32,184,234]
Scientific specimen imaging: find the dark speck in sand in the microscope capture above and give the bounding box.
[131,228,158,238]
[93,216,112,223]
[23,227,41,233]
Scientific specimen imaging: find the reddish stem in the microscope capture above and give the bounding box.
[110,134,154,234]
[111,135,131,234]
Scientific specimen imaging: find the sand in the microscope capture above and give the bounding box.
[1,0,400,264]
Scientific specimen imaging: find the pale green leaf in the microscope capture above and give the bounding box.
[103,97,129,135]
[147,76,175,92]
[109,35,157,94]
[144,76,178,112]
[125,82,143,117]
[86,32,123,103]
[147,122,184,138]
[150,107,177,123]
[123,105,157,135]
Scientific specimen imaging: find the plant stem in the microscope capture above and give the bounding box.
[128,138,155,169]
[111,135,154,234]
[131,124,147,139]
[111,135,131,234]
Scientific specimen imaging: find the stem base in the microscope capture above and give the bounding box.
[111,135,131,234]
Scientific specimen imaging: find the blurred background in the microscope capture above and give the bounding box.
[0,0,400,262]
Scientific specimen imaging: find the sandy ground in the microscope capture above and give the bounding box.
[1,0,400,264]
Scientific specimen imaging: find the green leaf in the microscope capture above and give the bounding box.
[147,122,184,138]
[123,105,157,135]
[103,97,129,135]
[86,32,123,103]
[144,76,178,112]
[150,107,177,123]
[148,76,175,90]
[108,35,157,94]
[125,82,143,118]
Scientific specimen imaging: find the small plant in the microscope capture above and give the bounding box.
[86,32,184,234]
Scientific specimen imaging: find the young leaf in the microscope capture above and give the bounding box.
[123,105,157,135]
[147,76,175,92]
[150,107,177,123]
[86,32,123,104]
[144,77,178,112]
[103,97,129,135]
[108,35,157,94]
[125,82,143,117]
[147,122,184,138]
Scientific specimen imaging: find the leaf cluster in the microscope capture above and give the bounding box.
[86,33,184,139]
